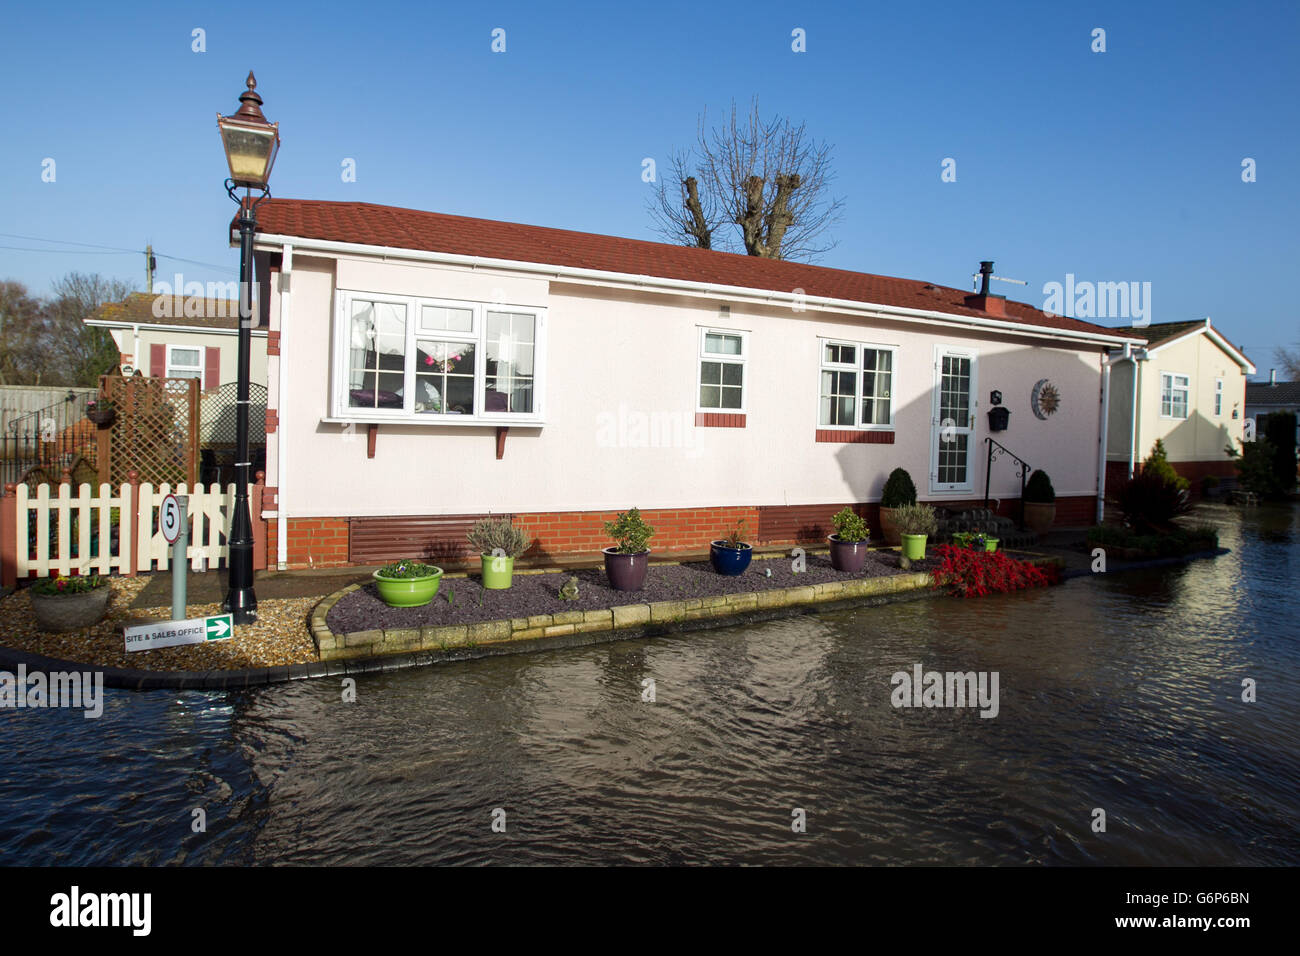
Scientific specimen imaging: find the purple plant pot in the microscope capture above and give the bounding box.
[603,547,650,591]
[828,535,869,573]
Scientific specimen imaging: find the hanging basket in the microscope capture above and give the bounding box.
[86,407,116,428]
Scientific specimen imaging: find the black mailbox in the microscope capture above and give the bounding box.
[988,406,1010,432]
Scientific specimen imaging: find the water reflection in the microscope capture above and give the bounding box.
[1,505,1296,865]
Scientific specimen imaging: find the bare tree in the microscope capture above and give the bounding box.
[648,99,844,261]
[45,273,133,387]
[0,280,46,385]
[0,273,132,387]
[1275,342,1300,380]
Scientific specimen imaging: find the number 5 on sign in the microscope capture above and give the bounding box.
[161,494,183,543]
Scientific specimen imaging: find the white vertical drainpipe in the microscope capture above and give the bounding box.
[1129,347,1142,479]
[276,244,293,570]
[132,324,140,370]
[1097,354,1112,525]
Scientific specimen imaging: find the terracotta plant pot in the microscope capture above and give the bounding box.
[30,586,112,632]
[878,507,902,546]
[1023,502,1056,534]
[828,535,869,573]
[603,548,650,591]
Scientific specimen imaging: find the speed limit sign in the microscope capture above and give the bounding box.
[160,494,184,544]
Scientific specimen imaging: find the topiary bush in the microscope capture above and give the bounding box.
[1142,438,1190,491]
[881,468,918,508]
[1024,469,1056,503]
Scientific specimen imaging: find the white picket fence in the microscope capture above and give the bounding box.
[14,480,248,579]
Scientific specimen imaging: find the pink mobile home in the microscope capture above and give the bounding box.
[246,199,1144,569]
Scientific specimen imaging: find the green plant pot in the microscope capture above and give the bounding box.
[985,538,999,552]
[952,532,972,548]
[372,568,443,607]
[900,533,928,561]
[480,553,515,589]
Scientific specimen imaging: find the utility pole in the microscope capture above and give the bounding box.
[145,244,156,294]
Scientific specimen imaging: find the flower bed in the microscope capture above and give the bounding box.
[929,545,1060,598]
[326,550,938,633]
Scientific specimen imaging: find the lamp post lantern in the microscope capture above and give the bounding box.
[217,71,279,624]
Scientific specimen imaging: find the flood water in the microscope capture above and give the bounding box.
[2,503,1297,866]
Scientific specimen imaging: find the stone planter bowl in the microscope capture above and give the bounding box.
[30,585,112,632]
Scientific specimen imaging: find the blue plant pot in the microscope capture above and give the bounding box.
[709,541,753,575]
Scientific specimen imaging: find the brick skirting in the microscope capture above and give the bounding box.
[1106,459,1238,499]
[275,496,1099,569]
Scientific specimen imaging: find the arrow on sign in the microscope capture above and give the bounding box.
[206,616,232,640]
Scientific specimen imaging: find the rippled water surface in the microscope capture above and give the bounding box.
[3,504,1297,865]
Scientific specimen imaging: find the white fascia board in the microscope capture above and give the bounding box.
[85,318,268,337]
[1144,320,1256,373]
[252,232,1145,350]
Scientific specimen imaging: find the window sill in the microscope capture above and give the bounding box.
[815,429,895,444]
[695,412,746,428]
[322,416,544,428]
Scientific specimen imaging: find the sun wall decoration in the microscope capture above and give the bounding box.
[1031,379,1061,420]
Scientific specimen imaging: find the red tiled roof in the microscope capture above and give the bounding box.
[91,293,242,329]
[252,198,1131,341]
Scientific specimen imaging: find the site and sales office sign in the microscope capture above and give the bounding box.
[124,615,232,652]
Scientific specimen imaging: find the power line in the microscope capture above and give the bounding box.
[0,232,230,271]
[0,244,134,255]
[0,232,139,254]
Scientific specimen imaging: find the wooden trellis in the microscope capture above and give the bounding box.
[98,376,199,487]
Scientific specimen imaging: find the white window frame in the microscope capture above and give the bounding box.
[928,345,979,494]
[166,344,204,386]
[331,289,546,425]
[1214,378,1223,416]
[816,338,898,431]
[696,327,748,414]
[1160,371,1190,420]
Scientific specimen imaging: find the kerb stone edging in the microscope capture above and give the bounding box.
[312,572,935,662]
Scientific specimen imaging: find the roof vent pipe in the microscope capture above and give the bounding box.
[977,260,994,296]
[1270,368,1277,385]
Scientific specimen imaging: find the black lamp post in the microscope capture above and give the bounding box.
[217,71,279,624]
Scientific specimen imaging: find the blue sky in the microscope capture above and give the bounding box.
[1,0,1296,375]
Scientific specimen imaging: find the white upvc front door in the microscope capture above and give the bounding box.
[930,347,978,493]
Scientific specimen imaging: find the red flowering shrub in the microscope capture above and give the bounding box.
[929,545,1059,598]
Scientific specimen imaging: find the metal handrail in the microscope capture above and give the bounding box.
[984,437,1032,529]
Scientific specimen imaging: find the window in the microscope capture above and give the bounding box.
[698,329,746,411]
[819,340,896,428]
[166,345,203,382]
[335,291,544,422]
[1161,372,1190,419]
[1214,378,1223,416]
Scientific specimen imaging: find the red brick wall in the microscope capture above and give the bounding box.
[283,517,350,568]
[1107,459,1236,499]
[514,506,761,560]
[281,496,1098,568]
